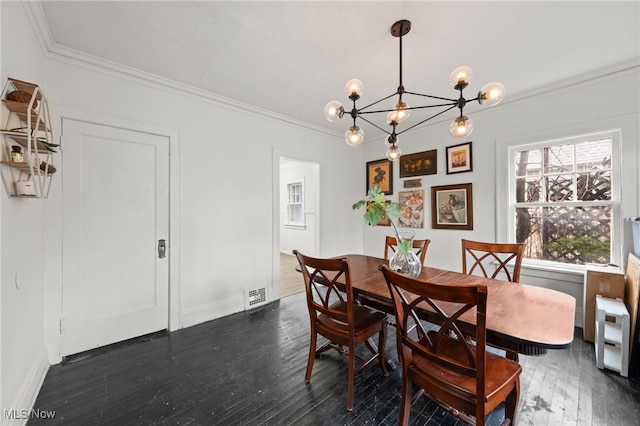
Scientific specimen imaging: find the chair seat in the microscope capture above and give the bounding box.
[411,334,522,404]
[318,302,387,339]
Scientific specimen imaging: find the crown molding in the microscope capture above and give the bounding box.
[22,1,637,146]
[363,58,640,146]
[21,1,343,141]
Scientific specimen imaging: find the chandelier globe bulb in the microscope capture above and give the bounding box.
[344,79,363,99]
[345,126,364,146]
[450,116,474,137]
[324,101,344,122]
[386,144,401,161]
[478,82,505,106]
[450,66,473,89]
[386,101,410,125]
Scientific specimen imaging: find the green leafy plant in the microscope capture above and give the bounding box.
[36,137,59,153]
[545,236,610,264]
[353,185,412,253]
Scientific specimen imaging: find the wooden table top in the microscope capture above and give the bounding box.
[342,254,577,355]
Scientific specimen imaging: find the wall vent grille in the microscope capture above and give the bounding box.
[245,287,268,309]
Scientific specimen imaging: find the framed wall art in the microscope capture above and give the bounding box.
[366,158,393,195]
[398,189,424,229]
[399,149,437,178]
[446,141,473,174]
[403,178,422,188]
[431,183,473,230]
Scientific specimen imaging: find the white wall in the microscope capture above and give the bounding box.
[361,65,640,328]
[0,2,50,423]
[1,3,366,421]
[279,159,318,256]
[1,0,638,421]
[42,63,364,330]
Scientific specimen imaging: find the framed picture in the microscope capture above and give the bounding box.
[403,178,422,188]
[431,183,473,230]
[398,189,425,229]
[399,149,437,178]
[446,141,473,174]
[366,159,393,195]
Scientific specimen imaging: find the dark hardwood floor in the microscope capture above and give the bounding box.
[29,292,640,425]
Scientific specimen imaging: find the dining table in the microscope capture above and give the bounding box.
[342,254,577,356]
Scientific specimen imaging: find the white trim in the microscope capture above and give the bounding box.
[23,1,638,146]
[366,61,640,145]
[181,296,244,328]
[521,259,585,276]
[286,181,305,227]
[272,150,324,300]
[45,105,181,362]
[21,1,340,142]
[4,352,49,426]
[497,114,638,268]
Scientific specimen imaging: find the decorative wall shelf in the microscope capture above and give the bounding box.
[0,78,55,198]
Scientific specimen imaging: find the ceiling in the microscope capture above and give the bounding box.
[37,1,640,140]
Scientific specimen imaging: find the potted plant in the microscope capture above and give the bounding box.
[353,185,421,277]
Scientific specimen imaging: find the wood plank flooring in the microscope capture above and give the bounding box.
[29,292,640,425]
[279,253,303,299]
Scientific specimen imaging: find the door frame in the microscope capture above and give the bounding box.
[271,148,322,299]
[45,106,180,363]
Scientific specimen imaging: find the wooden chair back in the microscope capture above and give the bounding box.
[293,250,388,411]
[294,250,354,326]
[384,236,431,265]
[461,239,524,282]
[380,264,521,425]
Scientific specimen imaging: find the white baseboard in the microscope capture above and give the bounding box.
[181,296,244,328]
[2,352,49,426]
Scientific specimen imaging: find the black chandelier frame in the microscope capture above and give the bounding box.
[327,19,504,159]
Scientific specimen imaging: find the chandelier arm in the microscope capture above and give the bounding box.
[359,101,456,115]
[357,93,399,112]
[357,115,392,136]
[396,105,458,136]
[403,102,458,111]
[404,91,459,103]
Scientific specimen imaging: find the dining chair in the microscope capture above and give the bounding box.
[461,239,524,283]
[357,236,431,321]
[292,250,389,411]
[461,239,525,361]
[380,265,522,426]
[384,235,431,265]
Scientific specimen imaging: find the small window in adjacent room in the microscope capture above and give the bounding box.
[286,182,305,228]
[507,130,619,267]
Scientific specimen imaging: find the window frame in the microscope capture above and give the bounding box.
[285,181,306,229]
[497,129,622,272]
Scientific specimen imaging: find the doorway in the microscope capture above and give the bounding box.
[61,119,170,356]
[278,157,319,298]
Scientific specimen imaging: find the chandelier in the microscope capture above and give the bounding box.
[324,20,505,161]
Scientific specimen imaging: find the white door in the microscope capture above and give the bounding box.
[61,119,169,356]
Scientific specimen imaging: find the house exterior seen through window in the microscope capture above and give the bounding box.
[287,182,304,227]
[511,132,617,265]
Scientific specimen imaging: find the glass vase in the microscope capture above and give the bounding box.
[389,230,422,278]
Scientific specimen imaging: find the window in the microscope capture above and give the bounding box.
[287,182,305,227]
[508,131,619,266]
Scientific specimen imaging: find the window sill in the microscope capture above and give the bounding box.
[521,260,585,276]
[284,224,306,230]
